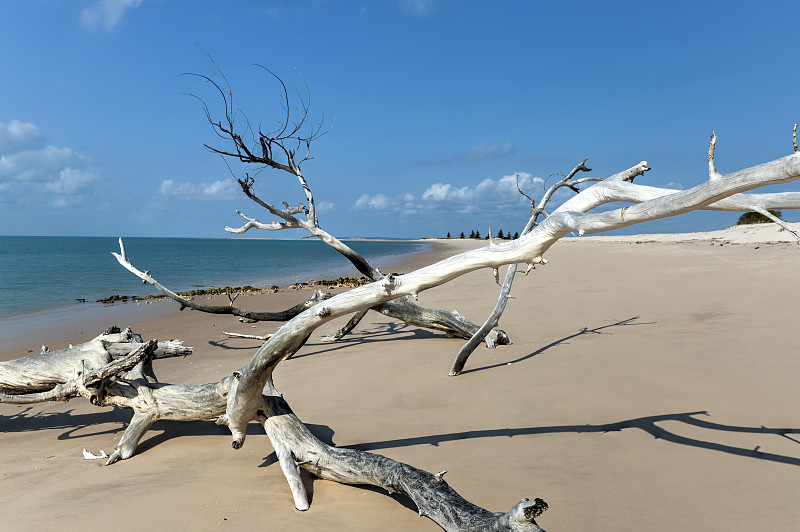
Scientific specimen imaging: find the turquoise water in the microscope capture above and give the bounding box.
[0,236,428,320]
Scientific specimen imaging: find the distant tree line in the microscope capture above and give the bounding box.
[736,210,782,225]
[444,230,519,240]
[442,210,785,239]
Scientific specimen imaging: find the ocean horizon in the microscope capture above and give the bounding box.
[0,236,429,321]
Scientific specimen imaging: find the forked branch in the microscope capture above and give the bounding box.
[451,159,605,375]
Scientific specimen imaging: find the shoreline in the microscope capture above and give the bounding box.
[0,230,798,530]
[0,236,432,323]
[3,224,796,358]
[0,238,475,359]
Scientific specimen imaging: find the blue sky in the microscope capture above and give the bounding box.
[1,1,799,238]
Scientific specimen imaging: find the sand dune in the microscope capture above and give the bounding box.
[1,231,798,531]
[573,221,800,244]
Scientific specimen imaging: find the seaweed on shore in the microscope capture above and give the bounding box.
[97,284,275,304]
[288,276,371,290]
[95,277,372,305]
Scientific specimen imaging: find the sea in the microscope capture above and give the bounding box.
[0,236,430,321]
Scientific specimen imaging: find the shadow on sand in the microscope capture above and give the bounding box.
[461,316,649,374]
[350,411,800,466]
[245,315,650,370]
[2,406,798,482]
[205,320,441,354]
[2,315,796,471]
[285,321,442,360]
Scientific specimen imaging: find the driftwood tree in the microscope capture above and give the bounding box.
[2,65,800,529]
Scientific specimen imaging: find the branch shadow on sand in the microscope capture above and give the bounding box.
[288,315,650,365]
[204,316,648,365]
[288,321,442,360]
[350,411,800,466]
[460,316,650,375]
[3,407,799,482]
[0,406,129,439]
[204,320,442,355]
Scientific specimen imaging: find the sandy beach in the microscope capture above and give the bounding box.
[1,227,799,531]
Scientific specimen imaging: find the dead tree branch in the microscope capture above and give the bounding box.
[112,238,333,321]
[177,66,506,349]
[450,159,604,375]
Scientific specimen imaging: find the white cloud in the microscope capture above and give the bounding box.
[0,146,84,184]
[316,201,335,213]
[160,178,238,200]
[354,193,391,211]
[397,0,434,16]
[422,182,472,202]
[353,172,550,217]
[422,172,544,205]
[467,139,515,161]
[418,139,516,165]
[0,122,99,207]
[80,0,143,30]
[202,179,237,196]
[0,120,47,153]
[258,6,282,18]
[44,168,98,195]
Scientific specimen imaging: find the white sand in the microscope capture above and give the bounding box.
[1,231,798,531]
[570,221,800,244]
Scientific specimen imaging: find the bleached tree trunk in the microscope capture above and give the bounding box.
[0,327,191,396]
[182,139,797,529]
